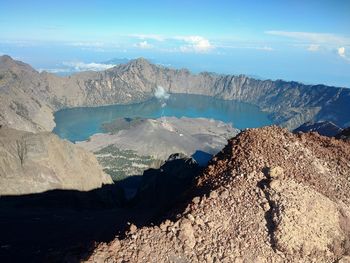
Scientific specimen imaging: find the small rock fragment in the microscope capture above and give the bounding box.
[220,190,229,199]
[178,219,196,248]
[192,196,201,204]
[339,256,350,263]
[187,213,195,222]
[267,166,284,179]
[129,224,137,234]
[209,191,218,199]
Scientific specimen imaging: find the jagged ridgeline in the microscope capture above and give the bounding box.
[0,55,349,133]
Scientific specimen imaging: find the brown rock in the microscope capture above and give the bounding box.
[85,127,350,263]
[192,196,201,204]
[129,224,137,234]
[267,166,284,179]
[178,219,196,248]
[209,191,218,199]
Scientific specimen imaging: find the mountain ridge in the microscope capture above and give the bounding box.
[1,55,349,133]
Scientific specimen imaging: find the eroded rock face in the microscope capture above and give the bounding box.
[0,127,113,195]
[85,126,350,263]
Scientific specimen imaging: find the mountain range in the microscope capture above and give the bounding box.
[1,55,350,133]
[1,54,350,262]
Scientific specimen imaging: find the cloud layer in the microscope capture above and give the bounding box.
[134,41,153,49]
[266,30,350,61]
[307,44,320,52]
[62,61,116,71]
[39,61,117,74]
[266,31,350,45]
[129,34,165,42]
[129,34,213,53]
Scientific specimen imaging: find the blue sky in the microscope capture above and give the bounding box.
[0,0,350,87]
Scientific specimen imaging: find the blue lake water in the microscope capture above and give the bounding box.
[53,94,273,142]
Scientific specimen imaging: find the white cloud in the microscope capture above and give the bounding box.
[338,47,350,61]
[307,44,320,52]
[128,34,214,53]
[62,61,116,71]
[38,61,118,74]
[255,46,273,51]
[265,31,350,45]
[0,40,38,47]
[38,68,70,74]
[215,44,273,51]
[129,34,164,41]
[266,31,350,60]
[177,35,213,53]
[66,41,120,52]
[134,41,153,49]
[68,42,105,47]
[338,47,346,57]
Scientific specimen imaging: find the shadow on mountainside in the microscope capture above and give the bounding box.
[0,184,130,262]
[0,154,206,262]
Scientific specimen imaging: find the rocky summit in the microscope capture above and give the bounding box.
[86,126,350,263]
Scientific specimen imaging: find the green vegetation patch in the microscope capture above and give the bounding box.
[95,145,163,181]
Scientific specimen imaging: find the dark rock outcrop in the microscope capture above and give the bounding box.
[336,127,350,141]
[293,120,343,137]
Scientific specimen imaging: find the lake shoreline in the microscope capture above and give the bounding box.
[53,93,273,142]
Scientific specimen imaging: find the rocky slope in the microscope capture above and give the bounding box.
[79,117,238,159]
[77,117,238,180]
[85,126,350,263]
[1,55,349,132]
[0,55,56,132]
[0,126,113,195]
